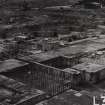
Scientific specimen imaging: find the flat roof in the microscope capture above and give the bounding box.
[18,39,105,63]
[62,68,80,74]
[0,59,28,73]
[18,52,60,63]
[72,63,105,73]
[36,89,92,105]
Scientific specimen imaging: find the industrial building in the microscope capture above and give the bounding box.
[72,63,105,83]
[0,60,74,97]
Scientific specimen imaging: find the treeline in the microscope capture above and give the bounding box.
[0,0,70,9]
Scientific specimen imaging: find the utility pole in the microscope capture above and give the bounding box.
[99,0,103,8]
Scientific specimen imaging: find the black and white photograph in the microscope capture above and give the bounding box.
[0,0,105,105]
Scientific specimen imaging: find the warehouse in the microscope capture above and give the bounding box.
[1,61,73,96]
[72,62,105,83]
